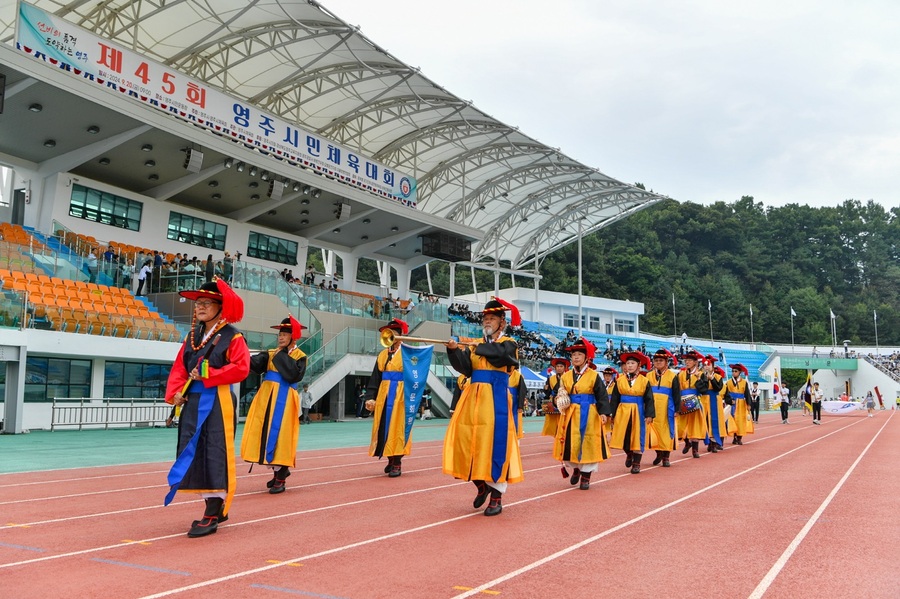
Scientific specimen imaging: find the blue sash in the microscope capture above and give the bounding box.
[620,394,646,452]
[263,371,298,463]
[570,393,594,461]
[380,371,403,448]
[164,381,216,506]
[471,369,510,482]
[653,385,676,440]
[728,392,744,417]
[705,390,723,445]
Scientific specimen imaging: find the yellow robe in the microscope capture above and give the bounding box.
[647,369,678,451]
[509,369,527,440]
[240,347,306,468]
[552,368,609,465]
[443,337,524,484]
[541,373,562,436]
[725,377,755,436]
[700,373,727,446]
[368,348,412,458]
[609,374,653,452]
[677,369,707,440]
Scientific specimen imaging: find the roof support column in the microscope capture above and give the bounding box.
[334,251,358,292]
[534,256,540,324]
[395,264,411,302]
[449,262,456,305]
[321,249,336,281]
[377,260,391,294]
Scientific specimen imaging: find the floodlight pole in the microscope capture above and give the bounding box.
[577,218,583,337]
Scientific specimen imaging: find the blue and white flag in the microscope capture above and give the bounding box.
[401,343,434,443]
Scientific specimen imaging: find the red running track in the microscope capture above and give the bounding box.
[1,411,897,598]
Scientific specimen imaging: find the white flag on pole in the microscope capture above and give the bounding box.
[749,304,753,316]
[830,309,836,320]
[708,299,712,311]
[874,309,877,321]
[790,307,797,317]
[672,293,676,307]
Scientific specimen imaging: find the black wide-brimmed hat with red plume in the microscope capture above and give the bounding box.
[179,278,244,323]
[271,314,306,341]
[619,351,652,371]
[378,318,409,335]
[481,297,521,327]
[564,337,596,362]
[652,348,679,367]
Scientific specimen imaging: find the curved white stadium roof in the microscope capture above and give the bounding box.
[0,0,667,270]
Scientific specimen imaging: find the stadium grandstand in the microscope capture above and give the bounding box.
[1,1,894,434]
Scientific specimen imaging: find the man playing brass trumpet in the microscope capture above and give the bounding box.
[443,298,523,516]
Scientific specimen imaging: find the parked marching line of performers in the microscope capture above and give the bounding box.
[162,285,876,538]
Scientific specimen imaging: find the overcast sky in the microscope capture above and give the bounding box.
[326,0,898,209]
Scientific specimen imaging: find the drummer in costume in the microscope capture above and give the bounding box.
[609,352,655,474]
[647,349,681,468]
[725,363,754,445]
[443,298,523,516]
[601,366,617,440]
[677,350,707,458]
[509,367,528,440]
[365,318,413,478]
[164,279,250,537]
[541,358,569,436]
[697,355,726,453]
[553,338,611,490]
[240,315,307,493]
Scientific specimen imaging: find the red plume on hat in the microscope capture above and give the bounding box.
[564,337,596,362]
[215,277,243,323]
[378,318,409,335]
[730,363,749,377]
[494,297,521,327]
[271,314,306,341]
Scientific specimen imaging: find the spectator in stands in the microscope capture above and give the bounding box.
[103,245,116,263]
[136,259,152,296]
[205,254,214,284]
[86,248,98,283]
[223,252,233,283]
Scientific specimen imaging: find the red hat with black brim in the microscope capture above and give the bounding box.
[680,350,704,362]
[730,363,749,376]
[179,277,244,323]
[564,337,596,362]
[378,318,409,335]
[550,357,571,368]
[652,348,679,367]
[271,314,307,341]
[620,351,652,371]
[602,366,618,376]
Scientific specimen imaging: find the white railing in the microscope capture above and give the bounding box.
[51,397,172,430]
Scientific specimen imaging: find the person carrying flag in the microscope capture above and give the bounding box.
[443,298,523,516]
[240,315,307,493]
[609,352,655,473]
[724,363,753,445]
[647,349,681,467]
[552,337,611,490]
[164,279,250,537]
[365,318,413,478]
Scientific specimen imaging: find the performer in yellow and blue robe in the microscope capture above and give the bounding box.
[724,363,754,445]
[609,352,655,474]
[366,318,412,478]
[164,279,250,538]
[443,298,523,516]
[677,350,706,458]
[647,349,681,468]
[552,338,610,490]
[509,367,528,440]
[541,358,569,436]
[697,355,726,453]
[241,315,307,493]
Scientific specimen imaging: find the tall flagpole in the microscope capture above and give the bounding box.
[790,307,796,353]
[874,309,879,355]
[749,304,755,346]
[577,218,583,337]
[672,293,677,337]
[708,299,714,343]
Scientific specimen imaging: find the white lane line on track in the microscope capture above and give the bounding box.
[448,417,870,599]
[747,411,894,599]
[0,447,556,531]
[131,419,866,599]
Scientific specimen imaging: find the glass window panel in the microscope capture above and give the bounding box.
[122,386,142,398]
[105,362,124,386]
[24,384,47,402]
[47,383,70,399]
[25,357,48,384]
[123,362,143,384]
[69,360,92,386]
[69,385,90,398]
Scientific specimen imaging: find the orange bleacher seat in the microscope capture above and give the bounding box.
[115,305,130,316]
[24,272,39,281]
[37,274,51,284]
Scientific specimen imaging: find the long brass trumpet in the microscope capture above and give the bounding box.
[379,329,475,348]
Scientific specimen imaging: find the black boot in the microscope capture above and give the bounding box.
[188,498,223,537]
[473,480,489,509]
[652,451,663,466]
[389,456,402,478]
[625,451,633,468]
[731,436,738,445]
[192,498,228,526]
[267,467,291,489]
[711,442,719,453]
[569,468,581,485]
[484,489,503,516]
[736,436,743,446]
[270,466,290,494]
[662,451,671,467]
[383,456,394,474]
[579,471,592,490]
[682,439,691,454]
[630,452,642,474]
[691,441,700,458]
